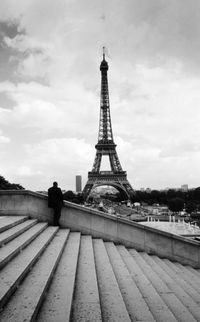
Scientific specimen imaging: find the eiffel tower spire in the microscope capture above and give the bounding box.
[82,49,134,200]
[98,46,114,144]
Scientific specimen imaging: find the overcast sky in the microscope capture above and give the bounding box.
[1,0,200,191]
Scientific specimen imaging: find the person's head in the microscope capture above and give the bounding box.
[53,181,58,187]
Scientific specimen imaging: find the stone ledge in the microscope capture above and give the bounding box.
[0,190,200,267]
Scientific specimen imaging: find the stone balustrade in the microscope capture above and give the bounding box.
[0,190,200,268]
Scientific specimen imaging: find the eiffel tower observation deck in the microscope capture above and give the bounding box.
[82,49,134,200]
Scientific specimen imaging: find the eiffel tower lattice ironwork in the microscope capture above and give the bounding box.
[82,49,134,200]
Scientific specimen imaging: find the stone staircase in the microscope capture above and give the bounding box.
[0,216,200,321]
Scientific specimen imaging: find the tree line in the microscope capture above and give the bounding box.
[132,188,200,213]
[62,188,200,214]
[0,176,24,190]
[1,174,200,214]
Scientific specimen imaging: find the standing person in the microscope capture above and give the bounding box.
[48,182,64,226]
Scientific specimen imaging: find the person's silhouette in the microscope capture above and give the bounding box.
[48,182,63,226]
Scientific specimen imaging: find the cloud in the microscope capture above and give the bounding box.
[16,166,41,177]
[0,92,15,109]
[115,134,200,190]
[108,0,200,73]
[0,80,98,140]
[160,138,200,158]
[14,137,94,190]
[1,0,200,191]
[1,60,200,190]
[25,137,93,164]
[0,135,10,144]
[0,128,10,144]
[2,0,200,75]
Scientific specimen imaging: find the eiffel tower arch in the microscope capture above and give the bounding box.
[82,49,134,201]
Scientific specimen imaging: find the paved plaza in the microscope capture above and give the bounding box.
[142,218,200,237]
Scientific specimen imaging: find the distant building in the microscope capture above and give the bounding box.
[164,187,169,191]
[76,175,82,193]
[146,188,151,193]
[181,184,188,192]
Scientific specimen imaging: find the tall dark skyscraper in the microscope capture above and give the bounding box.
[76,175,82,193]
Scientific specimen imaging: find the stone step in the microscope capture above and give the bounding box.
[93,239,131,322]
[132,250,196,322]
[163,259,200,297]
[0,229,69,322]
[0,216,28,233]
[0,219,38,247]
[71,235,102,322]
[0,222,48,269]
[176,262,200,281]
[118,246,177,322]
[148,254,200,321]
[105,242,155,321]
[0,226,58,309]
[36,232,81,322]
[186,265,200,277]
[161,258,200,304]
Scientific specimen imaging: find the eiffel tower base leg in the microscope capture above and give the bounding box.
[82,173,134,202]
[82,183,93,201]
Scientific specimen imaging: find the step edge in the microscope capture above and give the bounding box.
[0,227,59,310]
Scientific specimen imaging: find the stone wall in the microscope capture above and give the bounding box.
[0,190,200,268]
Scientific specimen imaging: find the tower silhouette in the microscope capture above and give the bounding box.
[82,49,134,200]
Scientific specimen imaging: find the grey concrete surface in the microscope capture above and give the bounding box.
[131,249,196,322]
[172,261,200,291]
[93,239,131,322]
[0,222,47,269]
[1,190,200,267]
[36,232,81,322]
[105,242,155,321]
[163,259,200,294]
[71,235,102,322]
[0,226,58,309]
[118,246,177,322]
[0,229,69,322]
[143,253,200,321]
[0,216,28,233]
[0,219,37,246]
[1,216,200,321]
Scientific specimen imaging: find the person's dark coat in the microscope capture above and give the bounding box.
[48,186,63,208]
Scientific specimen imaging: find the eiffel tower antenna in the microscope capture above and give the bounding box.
[82,50,134,200]
[103,46,106,60]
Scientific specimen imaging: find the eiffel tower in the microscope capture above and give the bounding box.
[82,49,134,200]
